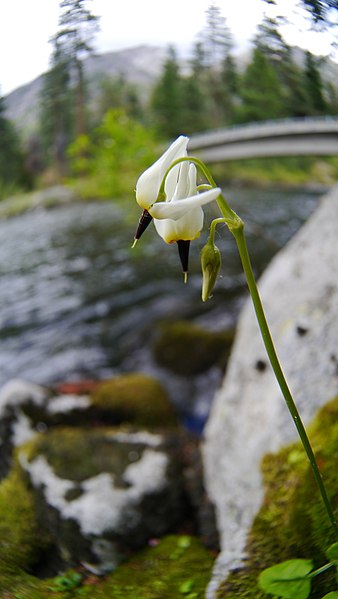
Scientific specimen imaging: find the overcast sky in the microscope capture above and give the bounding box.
[0,0,334,96]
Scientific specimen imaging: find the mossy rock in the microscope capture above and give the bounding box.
[215,396,338,598]
[18,425,187,573]
[91,373,178,428]
[0,457,52,595]
[0,434,214,597]
[0,534,213,598]
[152,320,234,376]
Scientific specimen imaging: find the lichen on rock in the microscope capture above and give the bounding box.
[215,396,338,598]
[18,426,186,573]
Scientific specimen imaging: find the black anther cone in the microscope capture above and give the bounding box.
[177,240,190,277]
[134,209,153,241]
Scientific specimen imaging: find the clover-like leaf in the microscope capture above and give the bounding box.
[326,543,338,566]
[258,559,313,599]
[321,593,338,598]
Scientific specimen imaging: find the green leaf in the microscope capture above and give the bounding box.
[258,559,313,599]
[179,578,194,594]
[322,593,338,598]
[326,543,338,565]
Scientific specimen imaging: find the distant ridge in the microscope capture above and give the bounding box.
[4,45,168,137]
[4,43,338,139]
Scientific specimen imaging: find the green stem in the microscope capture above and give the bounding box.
[307,562,335,578]
[226,217,338,540]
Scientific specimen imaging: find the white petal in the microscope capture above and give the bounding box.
[174,161,190,200]
[188,164,197,196]
[135,136,188,209]
[154,207,204,243]
[150,187,221,221]
[164,162,180,200]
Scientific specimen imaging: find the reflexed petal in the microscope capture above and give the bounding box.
[150,187,221,221]
[136,136,188,209]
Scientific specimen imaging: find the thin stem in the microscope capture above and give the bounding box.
[226,218,338,540]
[307,562,335,578]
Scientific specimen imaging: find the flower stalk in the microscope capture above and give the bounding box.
[218,198,338,541]
[133,138,338,540]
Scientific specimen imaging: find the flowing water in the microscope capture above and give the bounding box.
[0,187,323,423]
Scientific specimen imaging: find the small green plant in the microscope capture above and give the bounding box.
[258,542,338,598]
[48,570,82,592]
[133,136,338,598]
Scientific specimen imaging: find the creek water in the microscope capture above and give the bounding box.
[0,187,322,424]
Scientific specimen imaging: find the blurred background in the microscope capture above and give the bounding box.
[0,0,337,427]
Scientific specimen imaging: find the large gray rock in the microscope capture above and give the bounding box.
[203,185,338,597]
[19,427,184,573]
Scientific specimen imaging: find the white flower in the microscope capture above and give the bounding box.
[133,135,221,278]
[152,160,220,244]
[135,135,189,209]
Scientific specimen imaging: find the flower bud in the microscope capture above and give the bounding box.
[200,239,222,302]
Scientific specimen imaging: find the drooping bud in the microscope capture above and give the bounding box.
[200,238,221,302]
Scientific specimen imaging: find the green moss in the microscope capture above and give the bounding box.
[22,426,162,483]
[0,534,213,598]
[216,396,338,598]
[0,458,53,596]
[0,439,213,597]
[152,320,234,376]
[91,373,178,428]
[76,535,214,598]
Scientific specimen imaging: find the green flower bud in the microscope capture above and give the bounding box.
[200,238,222,302]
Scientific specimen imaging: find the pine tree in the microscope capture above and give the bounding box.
[39,0,99,175]
[53,0,99,137]
[96,76,142,124]
[255,16,308,117]
[151,47,185,138]
[235,47,285,123]
[201,4,233,66]
[40,40,73,174]
[0,94,25,192]
[303,51,327,114]
[301,0,338,24]
[196,3,238,127]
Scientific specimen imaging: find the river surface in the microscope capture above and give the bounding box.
[0,187,323,422]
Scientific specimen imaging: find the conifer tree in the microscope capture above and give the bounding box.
[40,40,73,174]
[235,47,285,123]
[255,16,308,117]
[197,3,238,126]
[151,47,185,138]
[303,51,327,114]
[39,0,99,175]
[0,93,25,191]
[53,0,99,137]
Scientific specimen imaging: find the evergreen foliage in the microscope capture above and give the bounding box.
[303,51,327,114]
[30,0,338,194]
[39,0,99,175]
[0,95,26,197]
[151,46,186,137]
[235,48,285,123]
